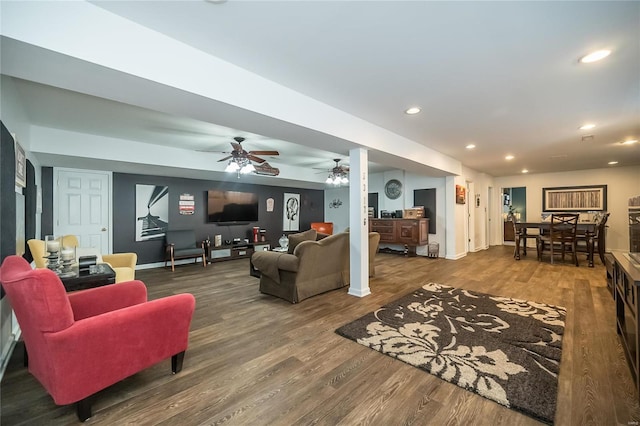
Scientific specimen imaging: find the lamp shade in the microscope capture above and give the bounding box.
[225,161,240,172]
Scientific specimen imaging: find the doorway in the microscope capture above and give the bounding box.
[502,186,526,243]
[53,168,112,253]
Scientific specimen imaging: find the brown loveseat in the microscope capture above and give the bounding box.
[251,229,380,303]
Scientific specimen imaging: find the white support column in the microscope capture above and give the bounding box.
[348,148,370,298]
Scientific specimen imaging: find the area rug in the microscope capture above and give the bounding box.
[335,283,566,424]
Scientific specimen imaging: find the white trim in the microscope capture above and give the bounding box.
[446,252,467,260]
[0,329,21,382]
[136,258,207,270]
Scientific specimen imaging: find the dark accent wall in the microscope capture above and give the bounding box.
[113,173,324,264]
[23,160,37,263]
[1,121,16,298]
[0,122,16,263]
[42,167,54,236]
[368,193,378,218]
[414,188,437,234]
[512,187,527,221]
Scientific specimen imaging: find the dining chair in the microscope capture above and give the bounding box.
[536,213,579,266]
[576,212,610,266]
[512,220,539,259]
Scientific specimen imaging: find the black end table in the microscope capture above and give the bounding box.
[60,263,116,292]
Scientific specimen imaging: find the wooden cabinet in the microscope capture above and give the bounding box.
[210,244,256,263]
[613,251,640,399]
[369,218,429,256]
[504,221,515,242]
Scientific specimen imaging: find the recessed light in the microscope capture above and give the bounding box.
[466,144,476,149]
[522,169,529,174]
[505,155,514,160]
[405,107,421,115]
[579,123,596,130]
[580,49,611,63]
[608,161,618,165]
[622,139,638,145]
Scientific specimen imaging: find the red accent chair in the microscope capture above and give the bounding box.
[310,222,334,235]
[0,255,196,422]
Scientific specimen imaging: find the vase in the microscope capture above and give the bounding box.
[279,234,288,249]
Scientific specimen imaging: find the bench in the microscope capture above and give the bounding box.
[164,230,207,272]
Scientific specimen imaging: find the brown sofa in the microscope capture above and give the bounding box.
[251,230,380,303]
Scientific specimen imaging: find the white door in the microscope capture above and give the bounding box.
[54,168,111,253]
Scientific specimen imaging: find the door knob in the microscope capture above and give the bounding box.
[101,228,107,231]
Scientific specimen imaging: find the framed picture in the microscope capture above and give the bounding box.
[542,185,607,212]
[456,185,466,204]
[14,138,26,188]
[283,193,300,231]
[135,184,169,241]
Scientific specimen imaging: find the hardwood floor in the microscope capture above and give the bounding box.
[2,246,639,425]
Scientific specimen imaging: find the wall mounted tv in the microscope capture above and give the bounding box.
[207,190,259,224]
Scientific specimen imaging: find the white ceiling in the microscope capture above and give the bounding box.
[2,1,639,182]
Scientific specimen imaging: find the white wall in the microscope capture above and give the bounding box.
[494,166,640,251]
[324,186,350,232]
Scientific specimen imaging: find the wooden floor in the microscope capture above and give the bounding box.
[2,246,640,425]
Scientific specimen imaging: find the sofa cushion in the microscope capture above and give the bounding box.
[287,229,317,254]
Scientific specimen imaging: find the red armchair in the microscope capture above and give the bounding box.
[0,255,196,422]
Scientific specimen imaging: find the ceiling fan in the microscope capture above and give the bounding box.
[217,137,280,177]
[324,159,349,185]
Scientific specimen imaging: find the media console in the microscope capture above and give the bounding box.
[613,251,640,399]
[209,242,270,263]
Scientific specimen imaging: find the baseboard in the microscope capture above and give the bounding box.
[446,252,467,260]
[136,258,206,270]
[0,330,21,382]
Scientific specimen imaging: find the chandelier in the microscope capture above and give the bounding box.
[325,159,349,186]
[325,170,349,186]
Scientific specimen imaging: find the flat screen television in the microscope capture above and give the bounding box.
[207,190,259,224]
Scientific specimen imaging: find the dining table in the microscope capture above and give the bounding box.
[514,221,598,266]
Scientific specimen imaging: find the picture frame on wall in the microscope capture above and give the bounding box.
[14,137,26,188]
[542,185,607,212]
[456,185,466,204]
[283,193,300,231]
[135,184,169,241]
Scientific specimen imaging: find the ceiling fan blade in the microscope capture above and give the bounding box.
[253,162,280,176]
[248,150,279,156]
[217,155,232,162]
[247,154,266,163]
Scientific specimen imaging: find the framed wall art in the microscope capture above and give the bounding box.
[135,184,169,241]
[542,185,607,212]
[455,185,466,204]
[283,193,300,231]
[14,137,26,188]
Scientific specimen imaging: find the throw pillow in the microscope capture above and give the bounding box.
[287,229,317,254]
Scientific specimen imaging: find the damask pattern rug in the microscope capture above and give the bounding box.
[336,283,566,424]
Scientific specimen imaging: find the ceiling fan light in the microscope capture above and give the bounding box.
[241,163,255,174]
[333,176,341,185]
[225,161,239,172]
[325,176,333,184]
[341,176,349,184]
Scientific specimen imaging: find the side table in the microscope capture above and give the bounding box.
[60,263,116,292]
